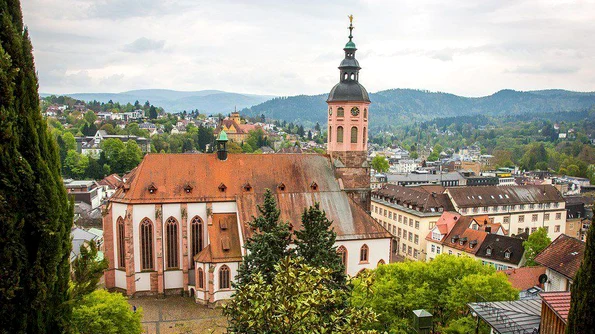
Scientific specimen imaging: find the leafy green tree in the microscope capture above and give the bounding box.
[351,255,518,331]
[84,110,97,124]
[225,257,377,334]
[236,189,291,285]
[294,203,346,286]
[522,227,551,266]
[0,1,74,331]
[566,224,595,333]
[72,290,142,334]
[64,150,90,178]
[70,240,108,301]
[371,155,390,173]
[122,140,143,172]
[227,141,243,154]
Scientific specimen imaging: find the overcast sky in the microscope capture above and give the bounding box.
[22,0,595,97]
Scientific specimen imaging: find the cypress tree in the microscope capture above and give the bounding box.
[566,225,595,333]
[236,189,291,285]
[0,0,74,332]
[294,203,346,287]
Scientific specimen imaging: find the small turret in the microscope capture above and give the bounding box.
[216,131,228,161]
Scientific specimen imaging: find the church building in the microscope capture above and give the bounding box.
[103,18,391,305]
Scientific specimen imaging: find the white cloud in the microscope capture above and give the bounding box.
[21,0,595,97]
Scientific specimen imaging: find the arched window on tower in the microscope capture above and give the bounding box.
[343,73,348,81]
[166,217,179,269]
[219,265,231,289]
[337,126,344,143]
[140,218,154,271]
[351,126,358,143]
[360,244,369,263]
[190,216,204,268]
[328,127,332,143]
[117,217,125,268]
[364,108,367,119]
[337,107,344,117]
[350,73,355,80]
[363,127,367,144]
[337,245,347,273]
[197,267,204,289]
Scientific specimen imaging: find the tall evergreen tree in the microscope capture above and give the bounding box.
[566,225,595,333]
[294,203,346,287]
[0,0,74,332]
[236,189,291,285]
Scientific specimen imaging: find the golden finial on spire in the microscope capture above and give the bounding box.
[348,14,354,24]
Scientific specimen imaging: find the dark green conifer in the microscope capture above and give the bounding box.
[236,189,291,285]
[294,203,346,287]
[566,225,595,333]
[0,0,74,332]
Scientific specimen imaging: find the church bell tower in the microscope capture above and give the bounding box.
[327,16,371,211]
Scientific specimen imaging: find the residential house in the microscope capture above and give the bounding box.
[540,292,571,334]
[534,234,584,292]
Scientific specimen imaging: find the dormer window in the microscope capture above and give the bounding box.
[220,219,228,230]
[459,237,467,246]
[278,183,286,191]
[504,249,511,259]
[451,235,459,243]
[310,182,318,191]
[184,184,193,194]
[148,183,157,194]
[469,240,477,249]
[218,183,227,192]
[221,237,230,251]
[486,247,492,256]
[243,183,252,192]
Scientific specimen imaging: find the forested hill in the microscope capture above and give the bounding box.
[241,89,595,129]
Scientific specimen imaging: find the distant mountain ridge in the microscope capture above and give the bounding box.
[241,89,595,129]
[40,89,276,114]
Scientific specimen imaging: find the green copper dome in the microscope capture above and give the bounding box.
[345,40,356,49]
[217,130,228,141]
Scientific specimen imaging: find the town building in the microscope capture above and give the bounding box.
[502,266,546,300]
[102,20,392,305]
[76,130,151,157]
[539,292,571,334]
[425,212,525,269]
[371,185,454,261]
[445,185,567,240]
[214,111,261,143]
[385,171,466,187]
[64,179,103,211]
[534,234,584,292]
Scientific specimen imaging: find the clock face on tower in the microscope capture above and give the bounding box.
[351,107,360,116]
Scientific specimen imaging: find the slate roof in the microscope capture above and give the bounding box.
[373,184,455,214]
[476,233,525,266]
[534,234,585,279]
[446,185,564,208]
[502,266,547,291]
[540,292,571,323]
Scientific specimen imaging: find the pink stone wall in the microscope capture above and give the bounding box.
[327,101,370,152]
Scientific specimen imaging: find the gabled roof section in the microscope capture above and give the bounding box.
[111,153,340,204]
[503,266,546,291]
[373,184,454,214]
[194,213,242,263]
[476,233,525,265]
[236,192,391,242]
[446,185,564,208]
[540,291,571,323]
[534,234,585,279]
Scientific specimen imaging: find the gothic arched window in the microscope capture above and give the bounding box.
[360,244,369,263]
[337,245,347,273]
[140,218,154,271]
[165,217,179,269]
[190,216,204,268]
[337,126,344,143]
[117,217,125,268]
[197,267,204,289]
[219,265,231,289]
[351,126,358,143]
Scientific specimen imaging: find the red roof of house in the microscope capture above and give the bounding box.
[98,173,122,188]
[534,234,585,279]
[502,266,546,291]
[540,292,571,323]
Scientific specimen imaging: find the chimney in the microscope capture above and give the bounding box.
[485,226,491,234]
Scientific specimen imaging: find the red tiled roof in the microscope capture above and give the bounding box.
[540,292,571,323]
[426,211,461,241]
[215,119,261,135]
[194,213,243,263]
[534,234,585,279]
[502,266,546,291]
[441,215,493,255]
[98,173,122,188]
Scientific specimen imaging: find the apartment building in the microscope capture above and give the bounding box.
[445,185,566,240]
[371,184,455,261]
